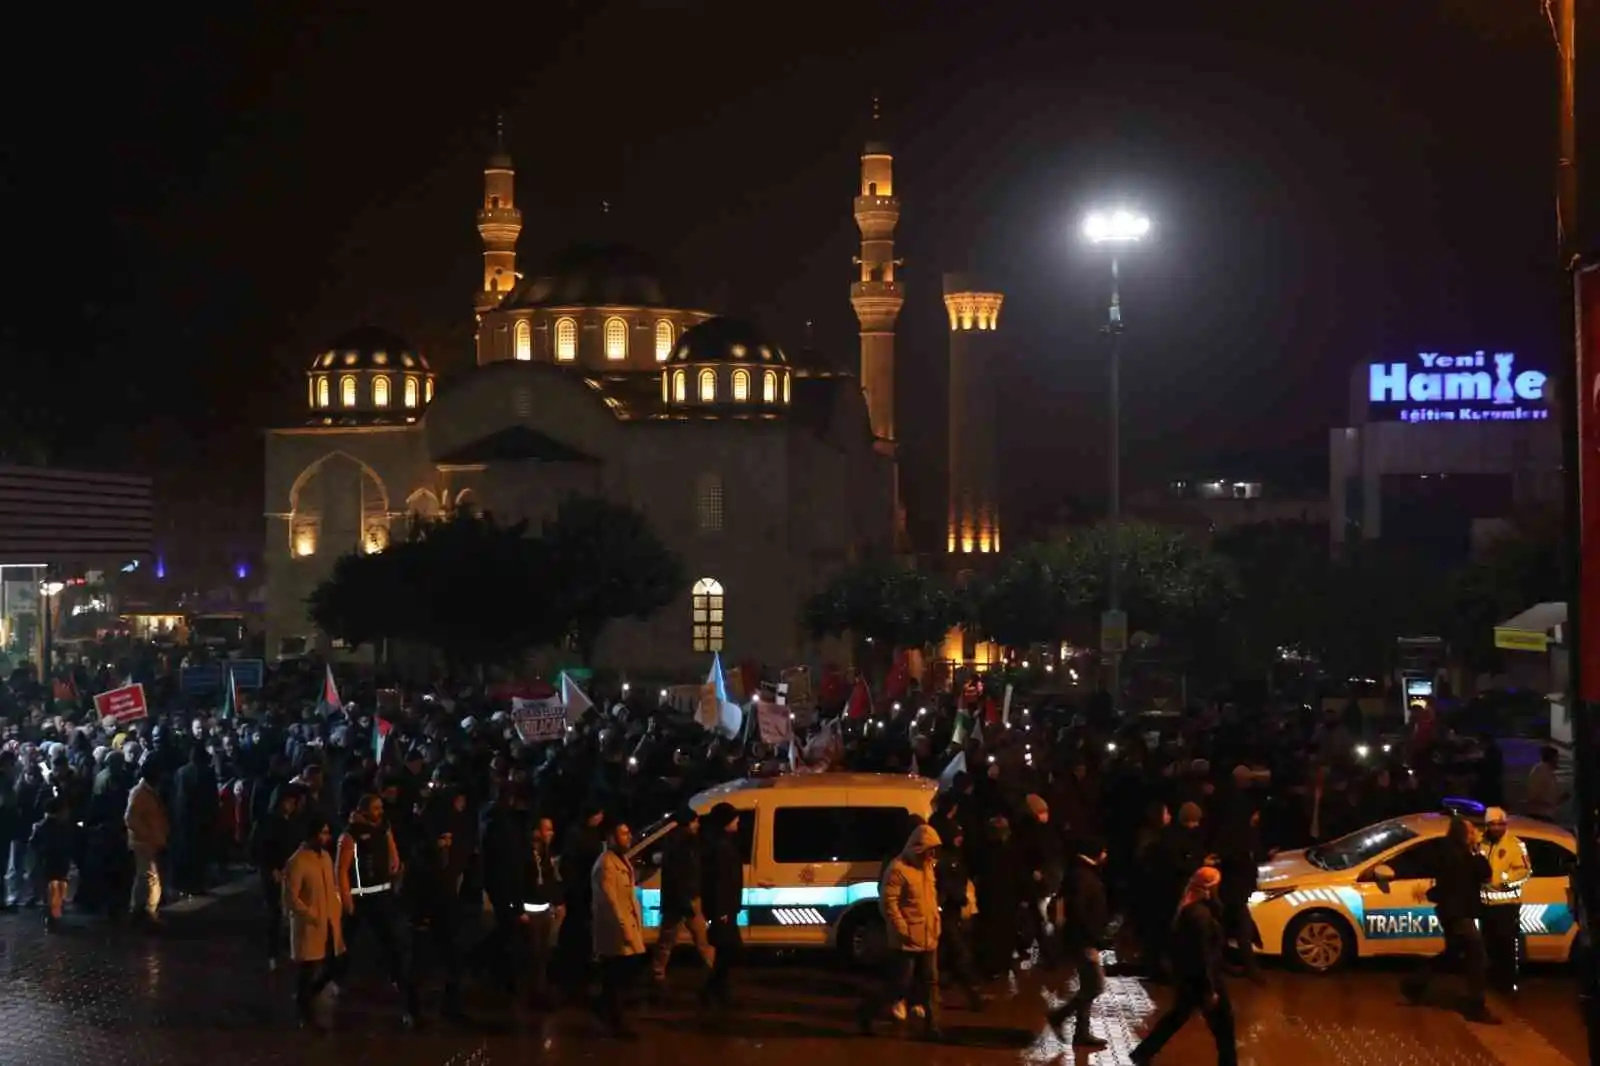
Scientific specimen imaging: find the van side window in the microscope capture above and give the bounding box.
[1526,838,1575,878]
[773,806,912,864]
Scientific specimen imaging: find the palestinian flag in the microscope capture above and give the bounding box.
[319,665,342,716]
[220,667,238,720]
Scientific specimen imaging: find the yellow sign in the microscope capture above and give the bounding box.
[1494,627,1549,653]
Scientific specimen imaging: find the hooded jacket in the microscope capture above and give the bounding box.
[882,824,943,952]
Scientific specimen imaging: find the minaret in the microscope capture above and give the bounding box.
[943,275,1004,555]
[475,116,522,318]
[850,99,906,543]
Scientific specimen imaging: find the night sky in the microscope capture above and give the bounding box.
[1,1,1592,553]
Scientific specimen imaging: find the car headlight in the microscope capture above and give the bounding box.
[1248,887,1297,908]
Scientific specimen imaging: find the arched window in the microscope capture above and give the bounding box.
[698,368,717,402]
[731,369,750,402]
[654,319,674,361]
[425,377,435,403]
[316,376,330,407]
[514,319,532,361]
[692,577,724,652]
[762,369,777,403]
[555,317,577,361]
[696,472,723,532]
[404,376,419,408]
[604,317,628,361]
[340,375,357,407]
[372,375,390,407]
[782,371,791,404]
[673,369,687,403]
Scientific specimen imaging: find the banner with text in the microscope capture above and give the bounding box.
[512,696,566,743]
[95,683,149,726]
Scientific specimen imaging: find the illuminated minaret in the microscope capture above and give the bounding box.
[943,275,1004,555]
[475,116,522,319]
[850,100,906,542]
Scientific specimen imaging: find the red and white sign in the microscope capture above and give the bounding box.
[1576,262,1600,701]
[94,683,148,726]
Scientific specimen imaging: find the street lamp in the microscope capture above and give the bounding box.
[1082,207,1151,711]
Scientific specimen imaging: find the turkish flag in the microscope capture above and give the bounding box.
[846,677,873,719]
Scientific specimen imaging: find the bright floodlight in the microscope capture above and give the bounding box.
[1083,209,1151,244]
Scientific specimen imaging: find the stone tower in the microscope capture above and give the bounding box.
[475,117,522,319]
[850,104,906,544]
[943,275,1004,555]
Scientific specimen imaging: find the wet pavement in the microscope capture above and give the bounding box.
[0,892,1586,1066]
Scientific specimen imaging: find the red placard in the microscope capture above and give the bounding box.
[1576,263,1600,701]
[93,683,148,726]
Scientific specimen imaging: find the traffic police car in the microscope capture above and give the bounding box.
[1249,809,1578,973]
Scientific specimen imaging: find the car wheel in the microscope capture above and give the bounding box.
[837,908,885,968]
[1284,910,1354,974]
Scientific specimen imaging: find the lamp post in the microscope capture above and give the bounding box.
[1083,209,1151,710]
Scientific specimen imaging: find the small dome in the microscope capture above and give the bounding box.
[502,242,676,309]
[669,317,787,364]
[313,326,430,371]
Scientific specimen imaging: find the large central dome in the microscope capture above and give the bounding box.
[501,242,677,309]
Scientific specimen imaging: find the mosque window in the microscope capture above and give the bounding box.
[782,371,791,404]
[654,319,674,361]
[673,369,687,403]
[692,577,725,652]
[316,377,330,407]
[604,317,628,361]
[731,369,750,402]
[340,375,357,407]
[762,369,776,403]
[514,319,532,361]
[425,377,435,403]
[404,376,419,408]
[372,375,391,407]
[696,472,724,532]
[555,317,577,361]
[698,368,717,403]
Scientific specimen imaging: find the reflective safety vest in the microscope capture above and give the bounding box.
[1480,832,1531,906]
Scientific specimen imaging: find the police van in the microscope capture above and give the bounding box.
[627,773,938,963]
[1249,810,1579,973]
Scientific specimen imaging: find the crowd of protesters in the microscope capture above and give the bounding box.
[0,651,1554,1050]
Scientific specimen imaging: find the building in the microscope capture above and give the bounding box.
[263,131,897,671]
[1329,348,1561,558]
[1129,476,1329,534]
[943,274,1004,557]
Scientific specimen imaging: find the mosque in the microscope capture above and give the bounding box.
[263,122,1006,673]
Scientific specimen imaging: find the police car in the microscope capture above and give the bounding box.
[1249,810,1579,973]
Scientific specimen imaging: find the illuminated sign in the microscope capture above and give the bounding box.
[1363,907,1442,939]
[1367,351,1548,424]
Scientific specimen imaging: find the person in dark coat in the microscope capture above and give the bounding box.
[1048,837,1110,1050]
[1210,790,1264,980]
[30,795,75,932]
[934,817,983,1011]
[1402,816,1495,1023]
[1013,794,1062,969]
[170,743,219,895]
[699,802,744,1011]
[556,804,606,994]
[250,783,305,970]
[84,751,133,917]
[405,810,466,1021]
[519,814,565,1006]
[478,785,529,993]
[1130,866,1238,1065]
[972,815,1020,978]
[651,807,712,986]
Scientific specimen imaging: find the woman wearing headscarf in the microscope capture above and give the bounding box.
[1129,866,1237,1065]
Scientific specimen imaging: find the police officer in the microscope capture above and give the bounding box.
[335,793,421,1028]
[1479,807,1531,994]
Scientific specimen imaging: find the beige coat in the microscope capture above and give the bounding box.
[591,848,645,958]
[882,824,943,952]
[124,780,169,852]
[283,845,346,963]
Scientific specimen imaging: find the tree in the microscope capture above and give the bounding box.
[538,495,684,665]
[309,509,558,675]
[1446,513,1566,673]
[1212,521,1332,679]
[802,560,955,675]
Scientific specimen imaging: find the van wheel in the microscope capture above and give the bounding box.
[837,909,885,968]
[1284,910,1354,974]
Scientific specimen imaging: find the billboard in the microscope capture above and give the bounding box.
[1576,265,1600,701]
[1365,350,1549,424]
[0,466,153,565]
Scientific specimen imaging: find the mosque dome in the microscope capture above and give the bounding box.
[501,242,676,309]
[305,326,435,422]
[660,317,793,413]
